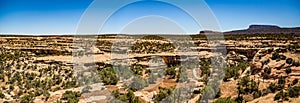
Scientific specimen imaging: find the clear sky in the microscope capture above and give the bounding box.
[0,0,299,34]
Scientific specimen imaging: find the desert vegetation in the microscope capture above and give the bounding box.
[0,33,299,103]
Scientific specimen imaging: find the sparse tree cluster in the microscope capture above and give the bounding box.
[97,66,119,85]
[236,75,261,102]
[60,91,81,103]
[0,49,78,102]
[153,87,174,102]
[224,62,249,81]
[130,41,175,54]
[110,89,140,103]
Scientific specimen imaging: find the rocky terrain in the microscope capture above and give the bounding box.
[0,33,299,103]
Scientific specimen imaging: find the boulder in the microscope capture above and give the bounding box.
[227,51,248,62]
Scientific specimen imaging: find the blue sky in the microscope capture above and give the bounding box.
[0,0,299,34]
[206,0,300,31]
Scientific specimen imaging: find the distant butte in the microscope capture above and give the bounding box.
[223,25,300,35]
[199,25,300,35]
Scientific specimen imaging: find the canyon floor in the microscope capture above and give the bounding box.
[0,34,299,103]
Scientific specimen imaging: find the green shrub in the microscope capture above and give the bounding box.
[277,76,286,90]
[288,86,300,98]
[278,76,286,85]
[285,67,292,74]
[213,97,237,103]
[264,67,271,74]
[20,94,35,103]
[111,90,120,98]
[253,90,262,99]
[274,90,283,100]
[292,62,300,66]
[286,58,294,64]
[274,86,300,101]
[224,66,240,81]
[130,65,144,76]
[98,67,119,85]
[126,90,140,103]
[153,87,173,102]
[261,59,270,65]
[61,91,81,103]
[268,48,274,53]
[280,55,287,60]
[166,67,176,79]
[110,89,140,103]
[237,76,259,96]
[292,79,298,85]
[0,91,5,98]
[223,62,249,81]
[271,52,280,60]
[268,83,277,93]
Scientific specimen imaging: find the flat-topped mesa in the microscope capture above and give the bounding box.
[248,25,280,30]
[224,24,300,34]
